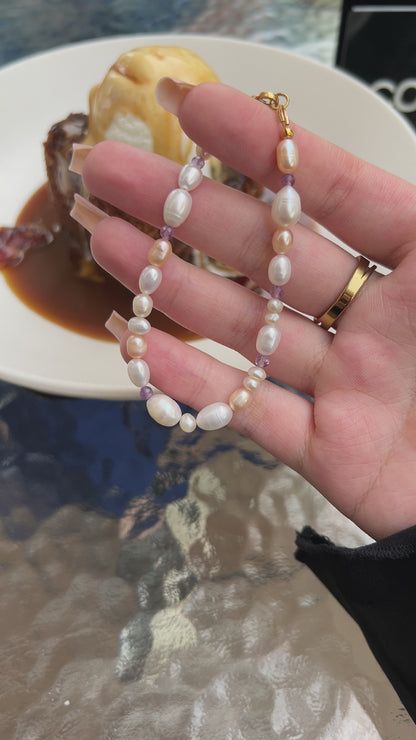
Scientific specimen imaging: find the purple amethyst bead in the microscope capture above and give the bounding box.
[269,285,284,300]
[191,155,206,170]
[255,354,270,369]
[160,225,175,240]
[281,174,295,186]
[139,385,153,400]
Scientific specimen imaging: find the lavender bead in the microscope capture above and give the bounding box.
[160,225,175,240]
[140,386,153,400]
[281,174,295,186]
[269,285,284,300]
[255,355,270,369]
[191,156,206,170]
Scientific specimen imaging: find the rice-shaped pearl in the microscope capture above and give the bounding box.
[229,388,252,411]
[276,138,299,173]
[139,265,162,295]
[148,239,172,266]
[243,376,260,392]
[127,358,150,388]
[128,317,151,335]
[267,298,284,314]
[163,188,192,227]
[179,413,197,433]
[196,402,233,431]
[248,366,267,381]
[256,325,281,356]
[127,335,147,358]
[178,163,203,191]
[272,229,293,254]
[146,394,182,427]
[133,293,153,317]
[268,254,292,286]
[271,186,301,227]
[265,312,280,325]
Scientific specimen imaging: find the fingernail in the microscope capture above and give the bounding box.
[155,77,195,116]
[105,310,128,341]
[70,194,108,233]
[69,143,93,174]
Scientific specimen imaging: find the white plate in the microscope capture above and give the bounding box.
[1,34,415,399]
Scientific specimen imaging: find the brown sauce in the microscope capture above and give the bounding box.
[4,184,195,342]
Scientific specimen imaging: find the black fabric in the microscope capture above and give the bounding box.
[295,525,416,723]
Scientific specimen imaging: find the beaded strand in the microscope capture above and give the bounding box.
[125,93,300,432]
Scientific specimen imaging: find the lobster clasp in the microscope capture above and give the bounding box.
[254,91,294,138]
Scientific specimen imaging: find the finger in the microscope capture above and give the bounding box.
[91,215,330,398]
[82,141,364,320]
[173,82,416,268]
[119,320,313,472]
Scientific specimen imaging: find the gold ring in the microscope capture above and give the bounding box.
[314,256,376,330]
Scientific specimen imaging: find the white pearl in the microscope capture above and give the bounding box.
[127,359,150,388]
[256,325,281,356]
[133,293,153,317]
[276,138,299,173]
[146,394,182,427]
[267,298,284,314]
[265,312,280,325]
[179,413,197,433]
[163,188,192,227]
[178,164,203,191]
[268,254,292,286]
[243,376,260,392]
[139,265,162,294]
[271,186,301,227]
[128,317,151,335]
[248,366,266,381]
[196,402,233,431]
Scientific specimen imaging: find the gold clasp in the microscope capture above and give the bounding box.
[254,91,294,138]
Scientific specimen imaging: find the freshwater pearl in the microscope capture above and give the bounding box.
[127,335,147,358]
[272,228,293,254]
[128,317,151,335]
[196,402,233,431]
[268,254,292,286]
[271,186,301,227]
[146,394,182,427]
[248,366,267,382]
[133,293,153,317]
[276,138,299,173]
[163,188,192,227]
[256,325,281,355]
[229,388,252,411]
[179,413,197,433]
[178,163,203,191]
[139,265,162,294]
[267,298,284,314]
[127,359,150,388]
[265,312,280,325]
[243,376,260,392]
[148,238,172,266]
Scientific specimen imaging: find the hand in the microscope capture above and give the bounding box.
[78,81,416,540]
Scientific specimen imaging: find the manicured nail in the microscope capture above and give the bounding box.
[69,143,93,174]
[70,194,108,234]
[105,310,128,341]
[155,77,195,116]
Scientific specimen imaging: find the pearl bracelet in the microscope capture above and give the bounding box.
[125,92,300,432]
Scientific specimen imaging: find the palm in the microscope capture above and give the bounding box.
[305,253,416,536]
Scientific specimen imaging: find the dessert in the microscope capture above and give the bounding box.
[1,46,261,340]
